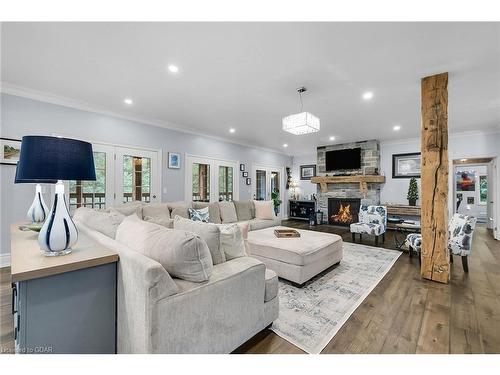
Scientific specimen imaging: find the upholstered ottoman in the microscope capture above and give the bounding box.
[247,226,343,286]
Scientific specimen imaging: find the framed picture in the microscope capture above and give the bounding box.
[300,164,316,180]
[456,171,475,191]
[392,153,421,178]
[479,175,488,204]
[467,197,475,205]
[246,177,251,186]
[240,164,245,172]
[168,152,181,169]
[242,171,248,177]
[1,138,22,165]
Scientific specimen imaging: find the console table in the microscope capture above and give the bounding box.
[10,224,118,354]
[289,200,316,221]
[385,204,421,229]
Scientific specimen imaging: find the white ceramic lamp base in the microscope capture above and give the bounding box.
[27,184,49,223]
[38,181,77,256]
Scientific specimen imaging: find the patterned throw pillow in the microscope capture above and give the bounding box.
[188,207,210,222]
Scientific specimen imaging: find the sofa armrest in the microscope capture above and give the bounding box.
[75,221,179,353]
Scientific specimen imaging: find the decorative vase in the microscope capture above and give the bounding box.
[408,199,417,206]
[27,184,49,223]
[38,181,77,256]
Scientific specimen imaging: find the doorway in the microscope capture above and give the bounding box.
[252,164,285,217]
[453,157,497,239]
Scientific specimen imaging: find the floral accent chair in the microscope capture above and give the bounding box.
[406,213,477,272]
[350,205,387,246]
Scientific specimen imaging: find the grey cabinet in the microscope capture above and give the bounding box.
[13,263,116,354]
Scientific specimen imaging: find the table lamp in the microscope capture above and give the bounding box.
[14,167,56,223]
[15,136,96,256]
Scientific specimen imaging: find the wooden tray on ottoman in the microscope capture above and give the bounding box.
[274,229,301,238]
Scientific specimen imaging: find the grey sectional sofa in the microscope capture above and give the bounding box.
[73,200,281,353]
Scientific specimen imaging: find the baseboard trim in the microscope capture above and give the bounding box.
[0,254,11,268]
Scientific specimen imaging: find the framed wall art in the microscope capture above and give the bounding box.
[1,137,22,165]
[300,164,316,180]
[392,153,421,178]
[168,152,181,169]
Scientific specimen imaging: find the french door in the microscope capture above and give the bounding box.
[68,143,160,211]
[253,164,284,216]
[115,147,160,204]
[185,155,239,202]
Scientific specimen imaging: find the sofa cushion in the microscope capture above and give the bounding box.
[193,202,221,224]
[168,201,192,219]
[219,201,238,223]
[264,269,278,302]
[116,214,213,282]
[143,203,171,224]
[234,200,254,221]
[188,207,210,223]
[173,216,226,265]
[112,201,144,217]
[217,223,246,260]
[248,218,282,231]
[253,200,275,220]
[73,207,125,239]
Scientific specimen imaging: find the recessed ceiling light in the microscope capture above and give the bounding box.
[283,143,288,148]
[123,98,133,105]
[229,128,236,133]
[362,91,374,101]
[329,136,336,141]
[393,125,401,131]
[168,65,179,73]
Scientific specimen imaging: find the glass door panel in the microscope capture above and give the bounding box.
[192,163,210,202]
[115,147,159,205]
[69,151,107,211]
[256,169,267,200]
[218,165,233,201]
[270,170,281,214]
[123,155,151,203]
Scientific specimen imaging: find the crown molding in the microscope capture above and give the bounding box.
[0,81,290,157]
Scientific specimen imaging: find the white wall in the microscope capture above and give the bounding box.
[0,93,293,259]
[290,153,317,200]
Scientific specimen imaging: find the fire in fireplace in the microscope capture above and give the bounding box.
[328,198,361,226]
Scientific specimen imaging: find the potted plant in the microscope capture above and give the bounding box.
[271,189,282,216]
[407,177,419,206]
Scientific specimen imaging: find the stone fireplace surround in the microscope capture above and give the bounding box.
[316,140,381,224]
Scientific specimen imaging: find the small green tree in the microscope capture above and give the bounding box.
[271,189,282,215]
[407,177,419,205]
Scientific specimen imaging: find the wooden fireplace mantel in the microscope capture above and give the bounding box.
[310,175,386,193]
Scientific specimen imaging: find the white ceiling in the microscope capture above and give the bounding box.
[1,22,499,155]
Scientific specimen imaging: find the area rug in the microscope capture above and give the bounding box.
[270,242,401,354]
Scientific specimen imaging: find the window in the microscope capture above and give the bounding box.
[192,163,210,202]
[218,166,233,201]
[69,151,106,210]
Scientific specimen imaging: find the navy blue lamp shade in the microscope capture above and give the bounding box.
[15,136,96,182]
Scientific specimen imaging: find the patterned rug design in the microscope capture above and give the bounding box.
[270,242,401,354]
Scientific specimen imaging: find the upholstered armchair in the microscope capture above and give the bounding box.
[406,213,477,272]
[350,205,387,246]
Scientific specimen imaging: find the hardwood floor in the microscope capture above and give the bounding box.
[1,221,499,354]
[234,220,500,354]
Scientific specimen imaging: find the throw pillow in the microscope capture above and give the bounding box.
[116,214,213,282]
[73,207,125,239]
[143,203,172,227]
[253,200,276,220]
[188,207,210,222]
[173,215,225,265]
[217,223,247,260]
[168,201,192,219]
[193,202,222,224]
[233,200,254,221]
[218,201,238,223]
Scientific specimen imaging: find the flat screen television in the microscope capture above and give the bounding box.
[325,148,362,171]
